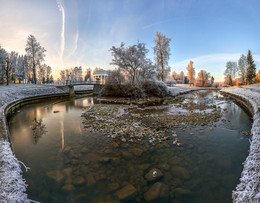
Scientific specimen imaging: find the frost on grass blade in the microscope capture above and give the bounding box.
[0,140,29,202]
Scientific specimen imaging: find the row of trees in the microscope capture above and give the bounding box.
[0,35,53,85]
[224,50,258,85]
[58,67,103,83]
[59,66,83,83]
[171,60,214,87]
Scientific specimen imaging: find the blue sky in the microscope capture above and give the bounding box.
[0,0,259,81]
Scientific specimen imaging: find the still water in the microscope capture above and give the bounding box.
[8,91,252,202]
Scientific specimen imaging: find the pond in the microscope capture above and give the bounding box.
[8,90,252,203]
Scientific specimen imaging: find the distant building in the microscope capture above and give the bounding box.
[93,69,108,84]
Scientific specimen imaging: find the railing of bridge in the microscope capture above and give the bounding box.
[65,80,100,85]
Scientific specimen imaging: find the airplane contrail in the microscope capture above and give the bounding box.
[56,0,65,68]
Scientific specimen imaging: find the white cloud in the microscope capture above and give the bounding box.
[172,53,260,82]
[56,0,65,68]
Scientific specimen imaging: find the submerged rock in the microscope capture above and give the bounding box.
[86,174,96,186]
[173,188,193,198]
[144,182,169,202]
[171,167,191,180]
[115,184,137,201]
[131,148,143,157]
[145,168,163,182]
[46,170,64,182]
[108,182,120,191]
[62,184,76,191]
[73,176,85,185]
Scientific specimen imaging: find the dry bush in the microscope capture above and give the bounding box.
[101,80,169,98]
[142,80,169,98]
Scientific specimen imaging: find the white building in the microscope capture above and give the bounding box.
[93,69,108,84]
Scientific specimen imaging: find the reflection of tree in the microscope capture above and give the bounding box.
[31,118,47,144]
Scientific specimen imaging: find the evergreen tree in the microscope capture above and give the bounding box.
[246,50,256,84]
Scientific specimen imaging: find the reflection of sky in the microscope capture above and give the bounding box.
[9,97,92,156]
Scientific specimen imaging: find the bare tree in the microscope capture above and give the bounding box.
[38,64,46,83]
[0,45,8,84]
[179,71,185,83]
[238,54,247,85]
[110,42,151,83]
[172,70,177,80]
[10,51,18,83]
[25,35,46,84]
[60,70,65,83]
[197,70,210,87]
[153,31,171,81]
[224,61,237,85]
[85,68,92,81]
[4,54,11,85]
[46,66,51,83]
[187,60,195,84]
[106,69,125,84]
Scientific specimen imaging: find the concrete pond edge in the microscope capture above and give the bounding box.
[0,90,69,202]
[221,89,260,203]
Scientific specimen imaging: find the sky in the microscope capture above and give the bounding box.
[0,0,260,81]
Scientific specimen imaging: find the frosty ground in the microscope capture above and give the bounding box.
[0,84,197,202]
[221,85,260,203]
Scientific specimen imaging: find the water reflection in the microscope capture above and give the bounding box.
[7,94,252,203]
[60,119,65,150]
[31,118,47,144]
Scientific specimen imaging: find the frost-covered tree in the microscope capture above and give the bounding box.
[74,66,83,81]
[85,68,92,81]
[238,54,247,85]
[106,69,125,85]
[246,50,256,84]
[110,42,152,83]
[187,60,195,84]
[38,64,46,83]
[153,31,171,81]
[179,71,185,83]
[4,53,11,85]
[0,45,8,84]
[25,35,46,84]
[10,51,18,83]
[49,75,54,83]
[23,55,29,82]
[16,55,25,83]
[211,76,214,86]
[224,61,237,85]
[197,70,210,87]
[46,65,52,83]
[137,60,158,81]
[254,70,260,83]
[172,70,177,80]
[60,70,65,83]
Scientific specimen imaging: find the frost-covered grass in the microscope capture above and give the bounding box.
[221,85,260,203]
[0,84,66,202]
[0,140,29,202]
[168,85,200,96]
